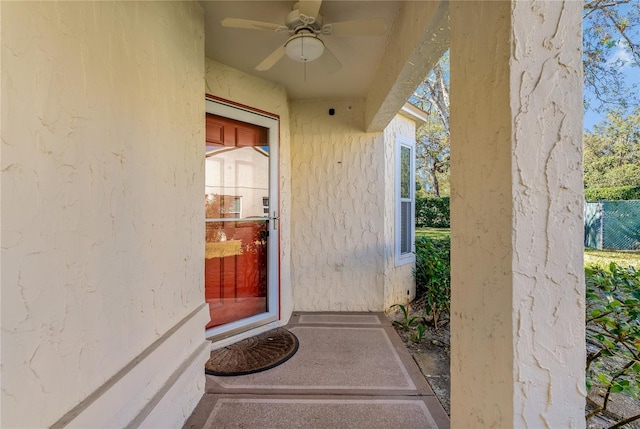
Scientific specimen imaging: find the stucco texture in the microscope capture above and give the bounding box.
[204,61,414,315]
[450,1,585,427]
[383,114,416,309]
[1,2,205,427]
[290,99,386,311]
[204,58,294,322]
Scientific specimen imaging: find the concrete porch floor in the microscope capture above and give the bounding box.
[184,312,450,429]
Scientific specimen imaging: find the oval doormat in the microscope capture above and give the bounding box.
[205,328,299,376]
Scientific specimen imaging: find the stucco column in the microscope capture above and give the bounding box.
[450,1,585,427]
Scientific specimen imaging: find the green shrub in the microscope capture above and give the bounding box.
[585,262,640,427]
[585,185,640,201]
[390,303,420,331]
[414,236,451,328]
[410,323,427,343]
[416,197,450,228]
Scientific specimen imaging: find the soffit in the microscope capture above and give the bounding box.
[202,1,449,130]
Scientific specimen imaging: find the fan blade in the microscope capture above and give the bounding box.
[221,17,282,32]
[255,45,287,71]
[318,45,342,74]
[299,0,322,19]
[326,18,387,37]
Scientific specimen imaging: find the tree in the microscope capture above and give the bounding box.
[583,107,640,188]
[415,115,450,197]
[412,54,450,197]
[583,0,640,112]
[410,2,639,195]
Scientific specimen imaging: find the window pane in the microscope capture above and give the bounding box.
[205,146,268,219]
[400,201,411,254]
[205,114,270,330]
[232,196,241,213]
[400,146,411,199]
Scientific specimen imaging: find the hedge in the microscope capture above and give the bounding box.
[416,197,450,228]
[415,187,640,226]
[585,185,640,201]
[414,236,450,325]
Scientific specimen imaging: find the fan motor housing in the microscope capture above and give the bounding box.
[286,9,323,33]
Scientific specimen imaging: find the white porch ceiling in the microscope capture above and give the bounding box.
[202,0,449,130]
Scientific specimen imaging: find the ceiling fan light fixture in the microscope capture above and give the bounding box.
[285,33,324,63]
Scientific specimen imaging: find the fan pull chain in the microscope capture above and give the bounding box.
[302,36,307,82]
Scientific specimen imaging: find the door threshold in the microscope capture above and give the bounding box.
[207,315,278,344]
[208,319,280,350]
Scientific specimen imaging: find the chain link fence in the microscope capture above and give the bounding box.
[584,200,640,250]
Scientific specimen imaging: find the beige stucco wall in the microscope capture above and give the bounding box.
[290,99,386,311]
[1,2,208,427]
[383,114,416,309]
[365,1,448,132]
[450,1,585,427]
[204,62,414,314]
[204,58,294,322]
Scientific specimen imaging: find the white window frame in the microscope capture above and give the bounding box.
[395,134,416,266]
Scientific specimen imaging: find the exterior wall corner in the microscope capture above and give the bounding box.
[383,114,417,311]
[1,2,207,427]
[450,1,585,427]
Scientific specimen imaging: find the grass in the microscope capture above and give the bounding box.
[416,228,451,239]
[584,248,640,269]
[416,228,639,269]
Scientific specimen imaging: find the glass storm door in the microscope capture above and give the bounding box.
[204,101,279,336]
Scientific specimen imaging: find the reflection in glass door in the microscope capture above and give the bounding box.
[205,112,271,330]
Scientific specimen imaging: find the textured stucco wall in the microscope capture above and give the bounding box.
[204,58,293,322]
[365,1,448,132]
[450,1,585,427]
[1,2,205,427]
[383,114,416,309]
[290,100,386,311]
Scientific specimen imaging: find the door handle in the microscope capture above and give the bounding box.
[270,211,279,230]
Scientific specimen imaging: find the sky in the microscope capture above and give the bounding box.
[583,2,640,132]
[583,40,640,131]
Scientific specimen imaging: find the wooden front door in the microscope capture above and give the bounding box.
[205,113,271,329]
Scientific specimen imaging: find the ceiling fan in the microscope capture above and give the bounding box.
[221,0,387,73]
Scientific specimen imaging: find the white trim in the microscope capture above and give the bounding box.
[399,103,429,125]
[210,320,282,351]
[204,98,280,338]
[128,342,210,429]
[395,134,416,267]
[206,313,278,341]
[51,305,210,428]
